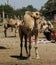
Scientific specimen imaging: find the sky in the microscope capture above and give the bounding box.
[0,0,48,10]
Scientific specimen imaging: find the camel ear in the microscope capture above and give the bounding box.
[25,11,32,15]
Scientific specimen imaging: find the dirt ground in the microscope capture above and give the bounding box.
[0,26,56,65]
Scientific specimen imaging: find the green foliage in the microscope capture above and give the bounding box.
[15,5,37,17]
[0,4,14,18]
[26,5,37,12]
[0,4,37,19]
[40,0,56,19]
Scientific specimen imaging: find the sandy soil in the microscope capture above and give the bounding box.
[0,26,56,65]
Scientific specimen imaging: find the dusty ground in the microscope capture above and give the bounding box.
[0,26,56,65]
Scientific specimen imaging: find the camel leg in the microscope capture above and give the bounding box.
[28,36,31,57]
[35,35,40,59]
[15,26,18,37]
[4,24,8,37]
[4,28,7,37]
[11,27,13,32]
[15,29,16,37]
[19,27,23,57]
[24,35,28,56]
[20,34,23,57]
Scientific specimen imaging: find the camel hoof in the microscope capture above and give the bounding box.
[28,57,32,60]
[5,36,7,37]
[20,54,22,57]
[36,56,40,59]
[28,54,30,57]
[14,35,16,37]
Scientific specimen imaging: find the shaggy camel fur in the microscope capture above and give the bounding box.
[19,11,44,59]
[3,18,22,37]
[24,11,35,30]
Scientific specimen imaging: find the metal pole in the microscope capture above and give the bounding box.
[2,10,5,22]
[7,0,9,5]
[14,1,15,9]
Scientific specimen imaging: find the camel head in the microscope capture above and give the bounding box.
[32,11,41,19]
[25,11,41,19]
[35,18,48,33]
[39,19,49,33]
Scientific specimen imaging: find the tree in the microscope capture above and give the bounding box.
[15,5,37,17]
[0,4,14,18]
[40,0,56,19]
[0,4,37,20]
[26,5,37,12]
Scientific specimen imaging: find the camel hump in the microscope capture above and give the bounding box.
[24,12,34,30]
[3,19,8,24]
[8,18,16,25]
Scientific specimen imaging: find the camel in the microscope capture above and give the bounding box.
[19,11,46,59]
[3,18,22,37]
[40,19,54,40]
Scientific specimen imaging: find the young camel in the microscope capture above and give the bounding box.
[3,18,22,37]
[19,11,44,59]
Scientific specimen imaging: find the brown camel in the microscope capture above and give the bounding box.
[19,11,45,59]
[3,18,22,37]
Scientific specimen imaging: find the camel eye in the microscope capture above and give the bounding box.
[36,13,38,15]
